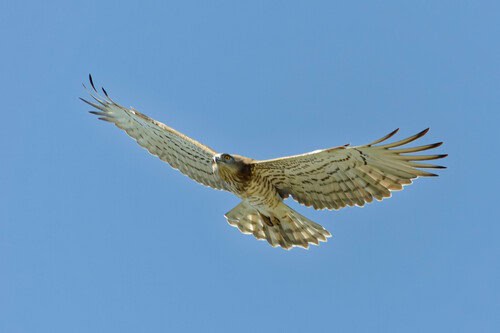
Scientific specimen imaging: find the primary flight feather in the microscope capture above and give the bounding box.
[82,75,446,250]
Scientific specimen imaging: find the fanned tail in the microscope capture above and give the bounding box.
[225,202,331,250]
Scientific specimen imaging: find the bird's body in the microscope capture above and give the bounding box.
[214,154,279,209]
[212,154,330,248]
[82,75,446,250]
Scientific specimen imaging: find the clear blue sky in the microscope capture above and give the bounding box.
[1,1,499,332]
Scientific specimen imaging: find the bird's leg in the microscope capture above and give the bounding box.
[259,212,281,226]
[260,213,274,227]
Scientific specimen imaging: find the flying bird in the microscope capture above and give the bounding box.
[81,75,446,250]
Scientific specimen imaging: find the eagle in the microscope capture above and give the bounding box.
[81,75,446,250]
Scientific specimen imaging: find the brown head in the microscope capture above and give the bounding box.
[212,153,253,189]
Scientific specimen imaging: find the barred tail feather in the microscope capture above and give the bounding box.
[225,202,331,250]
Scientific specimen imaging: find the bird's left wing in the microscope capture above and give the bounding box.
[253,128,446,210]
[81,75,228,190]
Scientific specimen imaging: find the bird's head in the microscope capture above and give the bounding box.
[212,153,252,183]
[213,153,235,165]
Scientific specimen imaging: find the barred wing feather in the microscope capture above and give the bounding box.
[81,75,228,191]
[253,129,446,210]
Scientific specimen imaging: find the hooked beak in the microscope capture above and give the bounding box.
[213,154,221,163]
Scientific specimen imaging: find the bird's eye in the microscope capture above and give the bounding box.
[224,155,231,161]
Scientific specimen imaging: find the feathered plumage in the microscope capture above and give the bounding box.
[83,75,446,250]
[254,128,446,210]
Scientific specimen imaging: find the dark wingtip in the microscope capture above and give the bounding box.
[102,87,109,97]
[367,128,400,146]
[433,142,444,148]
[79,97,96,107]
[420,127,430,136]
[89,74,97,92]
[79,97,91,105]
[89,111,107,116]
[386,128,400,139]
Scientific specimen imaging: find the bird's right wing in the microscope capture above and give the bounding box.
[81,75,229,191]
